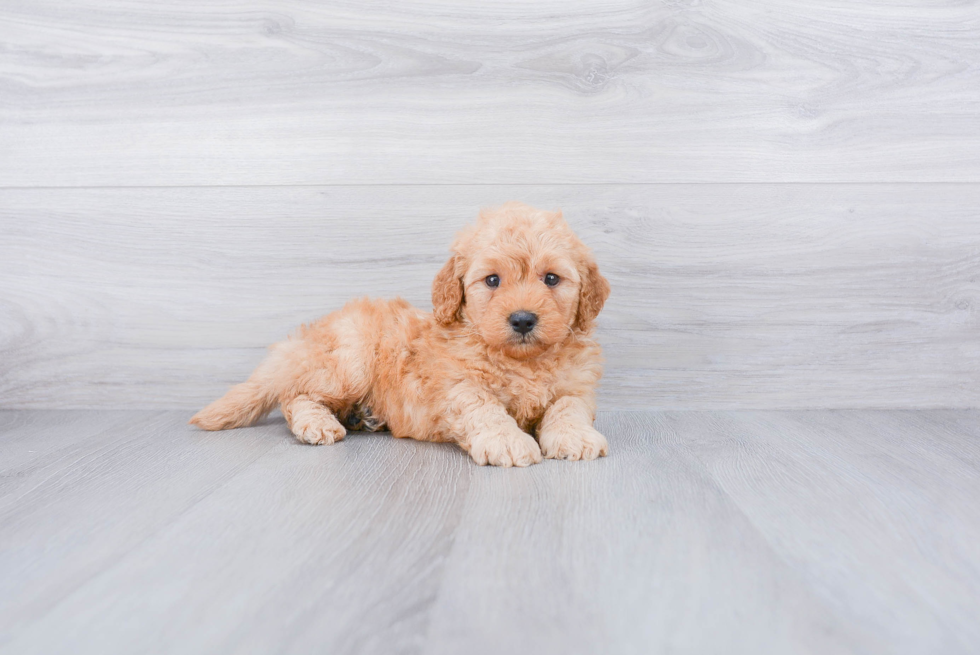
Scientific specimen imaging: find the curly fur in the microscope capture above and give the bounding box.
[191,202,611,467]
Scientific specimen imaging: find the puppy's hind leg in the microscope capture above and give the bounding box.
[194,305,373,445]
[282,394,346,445]
[274,316,374,446]
[191,336,338,434]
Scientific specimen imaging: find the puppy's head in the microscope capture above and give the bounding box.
[432,202,610,359]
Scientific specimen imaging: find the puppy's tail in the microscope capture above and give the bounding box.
[190,380,276,431]
[190,344,292,431]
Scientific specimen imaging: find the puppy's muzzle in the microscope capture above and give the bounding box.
[508,311,538,336]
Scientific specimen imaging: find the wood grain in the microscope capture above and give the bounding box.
[0,411,280,641]
[1,185,977,410]
[2,410,979,653]
[1,1,978,185]
[667,410,980,653]
[423,411,874,655]
[0,411,470,654]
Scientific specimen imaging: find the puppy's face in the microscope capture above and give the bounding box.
[432,203,609,359]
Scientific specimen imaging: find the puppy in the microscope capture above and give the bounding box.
[191,202,610,467]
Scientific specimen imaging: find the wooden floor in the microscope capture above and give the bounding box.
[1,410,978,654]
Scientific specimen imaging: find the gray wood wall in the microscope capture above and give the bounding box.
[1,1,978,409]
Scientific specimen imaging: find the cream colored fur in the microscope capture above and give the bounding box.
[191,202,611,467]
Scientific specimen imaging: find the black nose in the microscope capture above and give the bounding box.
[509,311,538,335]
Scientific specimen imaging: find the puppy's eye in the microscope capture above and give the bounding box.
[485,274,500,288]
[544,273,560,287]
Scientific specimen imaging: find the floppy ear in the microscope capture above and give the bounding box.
[432,255,465,325]
[575,257,610,331]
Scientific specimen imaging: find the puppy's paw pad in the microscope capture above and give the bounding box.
[469,431,542,468]
[540,426,608,461]
[291,414,346,445]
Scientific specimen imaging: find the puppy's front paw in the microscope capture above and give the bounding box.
[539,424,608,461]
[468,428,542,467]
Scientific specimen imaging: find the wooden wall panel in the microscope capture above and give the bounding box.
[2,185,977,409]
[1,0,979,185]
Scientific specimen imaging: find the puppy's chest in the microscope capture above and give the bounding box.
[494,367,561,429]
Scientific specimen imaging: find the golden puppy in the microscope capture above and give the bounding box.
[191,202,610,467]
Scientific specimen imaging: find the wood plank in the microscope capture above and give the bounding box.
[2,410,979,652]
[0,411,471,654]
[0,410,150,507]
[668,410,980,654]
[0,411,280,641]
[1,185,977,410]
[1,1,978,185]
[422,411,878,654]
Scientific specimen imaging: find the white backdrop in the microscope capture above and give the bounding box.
[1,1,978,409]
